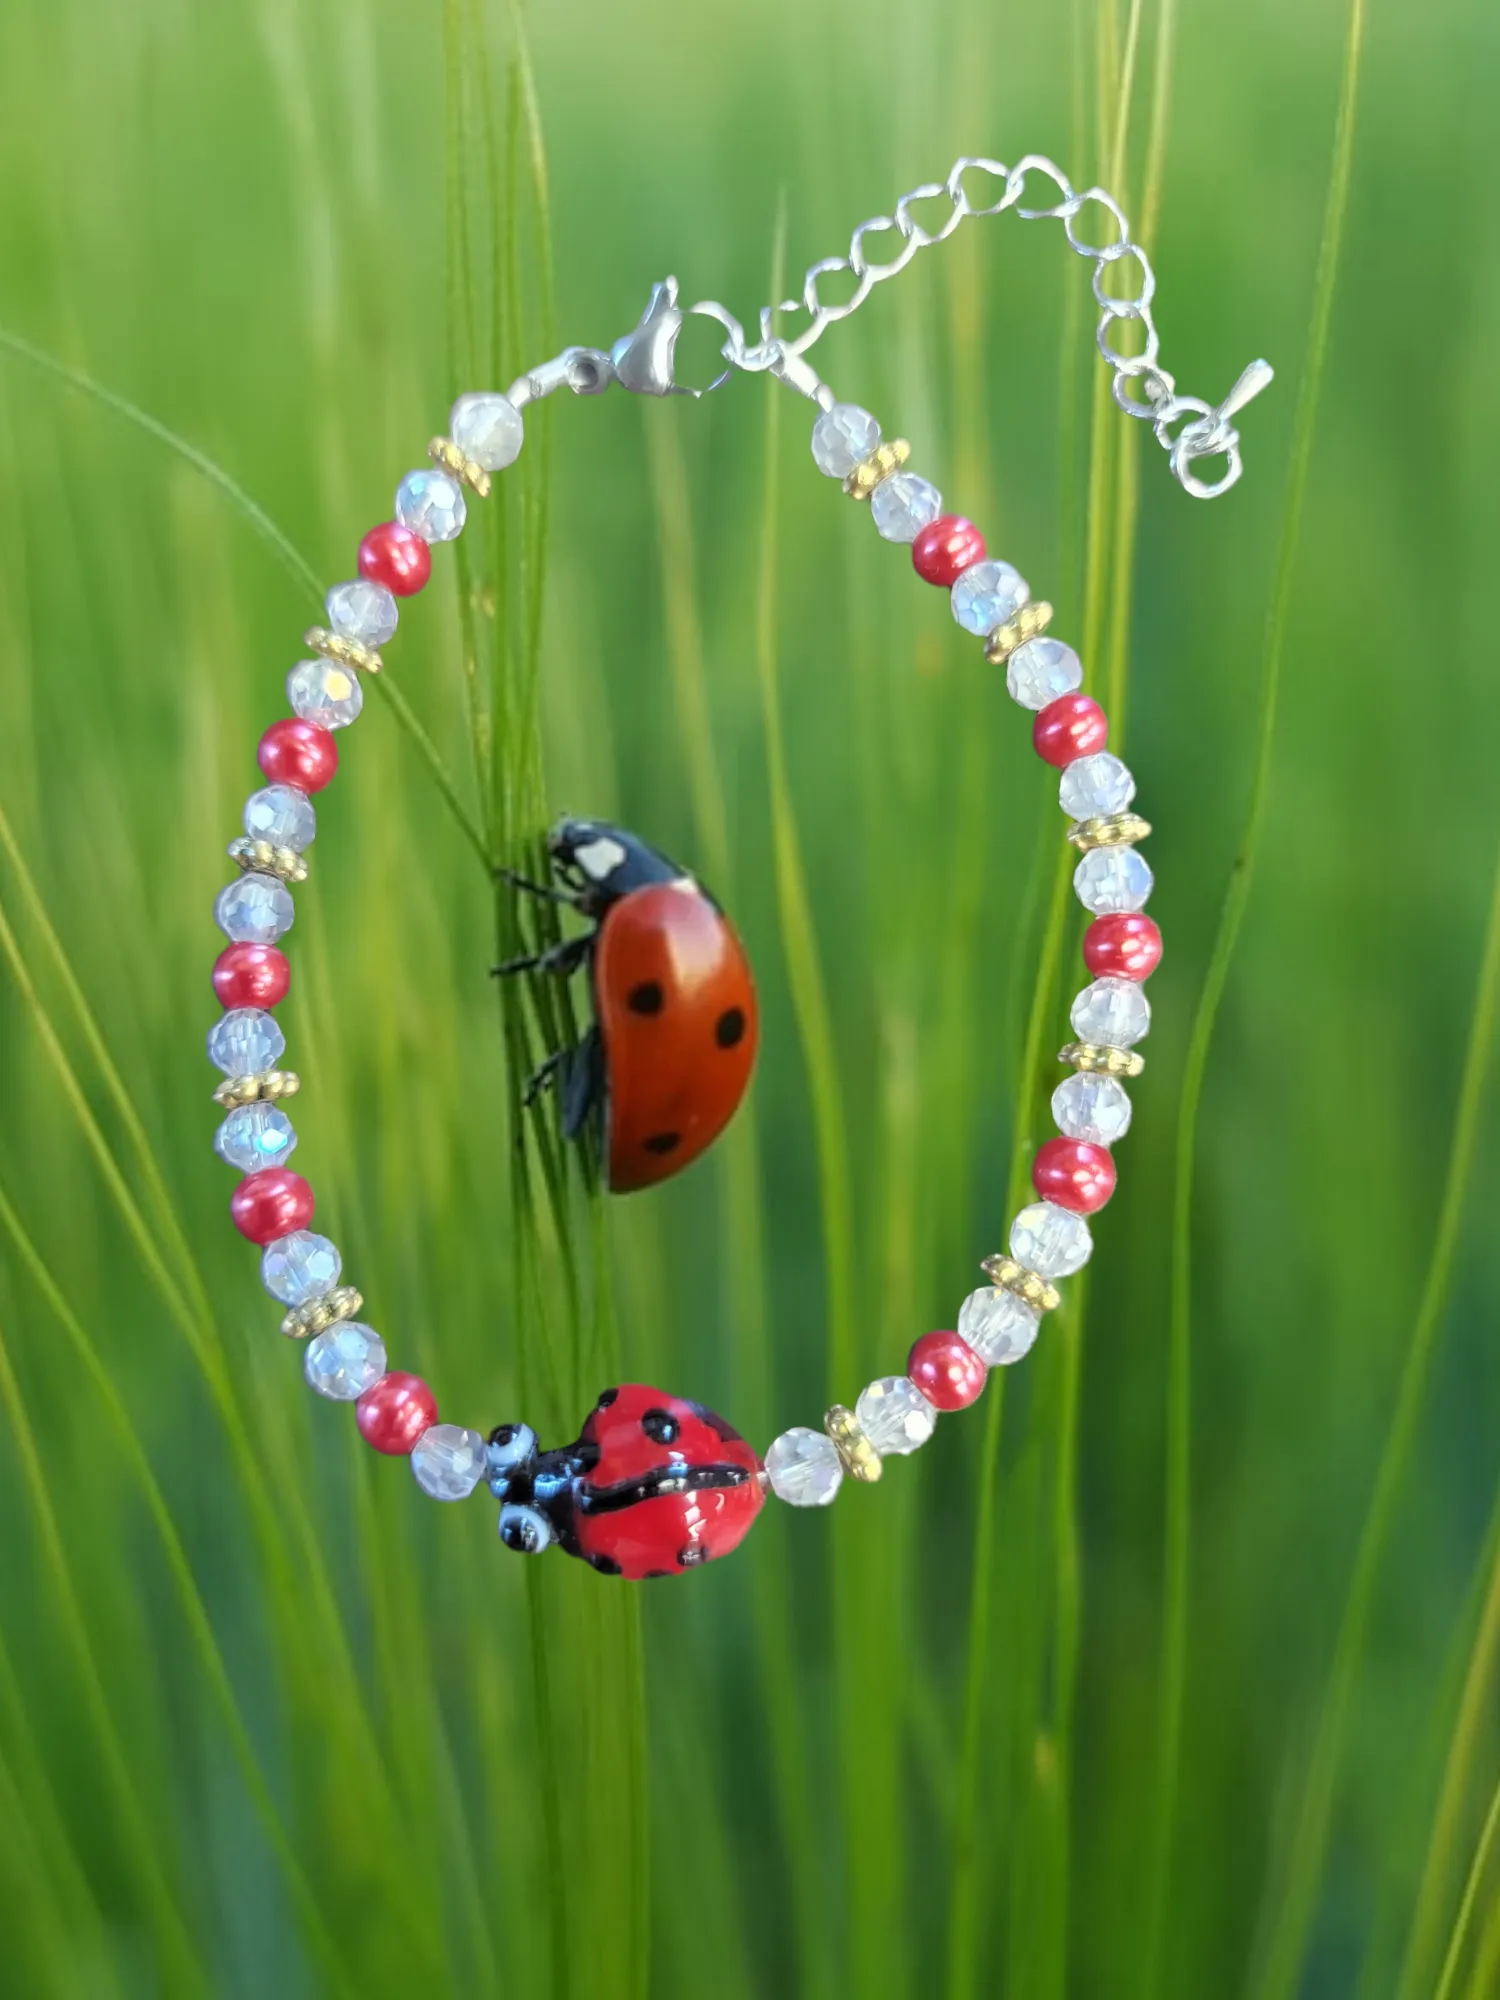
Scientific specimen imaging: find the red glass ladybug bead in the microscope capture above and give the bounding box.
[487,1384,764,1578]
[496,818,758,1192]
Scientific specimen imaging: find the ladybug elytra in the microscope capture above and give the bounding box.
[487,1384,765,1578]
[496,818,758,1191]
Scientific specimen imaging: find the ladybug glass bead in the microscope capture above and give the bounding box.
[486,1384,765,1578]
[496,818,759,1191]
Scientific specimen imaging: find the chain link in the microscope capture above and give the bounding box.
[507,154,1273,501]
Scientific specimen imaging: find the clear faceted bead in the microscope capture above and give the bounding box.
[1007,636,1083,710]
[855,1376,937,1456]
[811,403,880,478]
[261,1230,341,1305]
[411,1423,489,1500]
[1071,976,1151,1048]
[215,1101,298,1171]
[1060,752,1136,818]
[244,784,316,850]
[765,1427,844,1506]
[207,1007,285,1076]
[325,578,397,646]
[871,472,942,543]
[1010,1201,1093,1279]
[1074,846,1154,915]
[951,559,1030,637]
[957,1287,1041,1366]
[450,391,524,471]
[287,657,363,731]
[1051,1071,1133,1146]
[395,467,467,543]
[304,1320,386,1401]
[215,873,294,945]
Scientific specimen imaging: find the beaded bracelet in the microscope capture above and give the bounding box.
[207,155,1270,1578]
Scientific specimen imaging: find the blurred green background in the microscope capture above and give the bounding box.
[2,0,1498,1994]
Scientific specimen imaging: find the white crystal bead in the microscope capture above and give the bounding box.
[870,472,942,543]
[1071,976,1151,1048]
[1010,1201,1093,1279]
[1006,636,1083,710]
[811,403,880,478]
[765,1428,844,1506]
[855,1376,937,1456]
[261,1230,341,1306]
[1051,1071,1133,1146]
[325,578,397,647]
[1074,846,1154,915]
[1060,752,1136,818]
[450,391,524,471]
[215,874,294,945]
[957,1287,1041,1367]
[215,1101,297,1172]
[411,1424,489,1501]
[244,784,316,851]
[207,1008,285,1076]
[304,1321,386,1401]
[287,657,363,731]
[395,466,466,543]
[951,559,1030,637]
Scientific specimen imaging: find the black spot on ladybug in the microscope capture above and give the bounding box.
[643,1131,681,1156]
[590,1552,622,1575]
[678,1544,708,1567]
[715,1006,747,1049]
[641,1409,679,1445]
[627,980,665,1015]
[596,1387,619,1409]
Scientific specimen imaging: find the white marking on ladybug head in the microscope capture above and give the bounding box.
[574,836,628,881]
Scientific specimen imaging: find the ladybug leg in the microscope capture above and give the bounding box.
[522,1049,567,1108]
[494,864,582,909]
[559,1026,605,1141]
[491,931,594,980]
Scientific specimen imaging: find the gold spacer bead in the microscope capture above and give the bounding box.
[842,438,910,501]
[1067,812,1152,853]
[303,627,382,675]
[983,601,1054,663]
[227,837,308,884]
[428,435,492,499]
[1057,1041,1145,1078]
[281,1286,363,1341]
[212,1068,302,1108]
[979,1255,1061,1316]
[824,1405,882,1483]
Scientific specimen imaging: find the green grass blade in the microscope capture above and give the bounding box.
[1434,1769,1500,2000]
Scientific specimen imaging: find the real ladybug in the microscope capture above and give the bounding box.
[486,1384,766,1578]
[495,817,758,1192]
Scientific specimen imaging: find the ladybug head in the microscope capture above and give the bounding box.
[548,817,687,909]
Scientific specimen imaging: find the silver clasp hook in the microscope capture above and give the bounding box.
[1169,358,1275,499]
[610,277,730,398]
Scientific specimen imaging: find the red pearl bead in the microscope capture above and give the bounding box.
[1033,694,1108,768]
[358,521,431,597]
[230,1168,315,1244]
[1083,913,1162,982]
[212,941,290,1011]
[911,515,987,588]
[907,1330,987,1411]
[1032,1137,1117,1214]
[357,1372,439,1456]
[258,717,338,793]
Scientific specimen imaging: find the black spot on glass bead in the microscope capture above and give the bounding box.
[641,1409,679,1445]
[715,1006,746,1049]
[596,1387,619,1409]
[590,1553,622,1576]
[677,1545,708,1567]
[643,1131,681,1155]
[627,980,665,1015]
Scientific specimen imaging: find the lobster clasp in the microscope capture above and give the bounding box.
[610,278,729,398]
